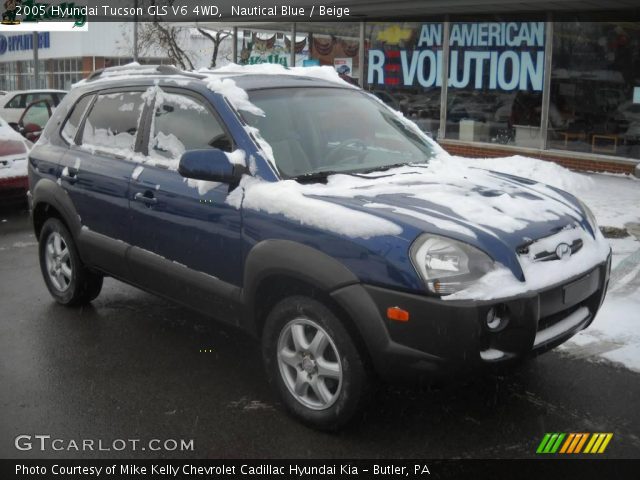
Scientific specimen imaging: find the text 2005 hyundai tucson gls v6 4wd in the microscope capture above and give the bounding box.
[28,64,611,430]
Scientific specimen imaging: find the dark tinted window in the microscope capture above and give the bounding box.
[6,94,25,109]
[61,95,93,144]
[82,91,145,153]
[148,90,231,167]
[54,92,66,106]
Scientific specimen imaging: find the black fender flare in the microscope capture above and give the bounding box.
[31,178,82,238]
[241,239,360,333]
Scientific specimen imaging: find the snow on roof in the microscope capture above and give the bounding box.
[203,63,357,88]
[2,89,67,95]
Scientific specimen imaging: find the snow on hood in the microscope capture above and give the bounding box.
[227,154,611,300]
[227,154,584,241]
[226,174,403,239]
[454,155,594,195]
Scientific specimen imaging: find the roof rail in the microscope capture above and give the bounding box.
[86,64,207,82]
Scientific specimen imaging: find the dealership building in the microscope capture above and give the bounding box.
[0,23,213,91]
[1,0,639,175]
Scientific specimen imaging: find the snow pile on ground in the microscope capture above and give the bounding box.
[551,172,640,373]
[574,173,640,229]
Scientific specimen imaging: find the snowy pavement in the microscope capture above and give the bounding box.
[464,157,640,373]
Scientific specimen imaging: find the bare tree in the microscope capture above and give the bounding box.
[197,28,232,68]
[136,0,195,70]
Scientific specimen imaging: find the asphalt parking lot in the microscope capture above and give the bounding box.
[1,205,639,459]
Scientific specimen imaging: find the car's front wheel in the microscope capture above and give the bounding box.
[39,217,103,306]
[262,296,370,431]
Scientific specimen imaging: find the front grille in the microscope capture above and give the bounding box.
[516,227,583,263]
[532,239,583,262]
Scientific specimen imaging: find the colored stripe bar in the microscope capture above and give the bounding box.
[584,433,598,453]
[543,433,559,453]
[590,434,606,453]
[560,433,575,454]
[537,433,552,454]
[567,433,583,454]
[574,433,589,453]
[598,434,613,453]
[550,433,566,453]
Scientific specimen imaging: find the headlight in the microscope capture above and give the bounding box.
[410,234,495,296]
[577,198,599,234]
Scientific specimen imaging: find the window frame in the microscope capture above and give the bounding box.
[141,86,236,160]
[59,93,96,146]
[74,87,152,159]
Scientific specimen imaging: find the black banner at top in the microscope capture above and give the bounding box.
[1,0,640,25]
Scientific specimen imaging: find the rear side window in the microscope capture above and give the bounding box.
[26,93,55,105]
[6,94,25,109]
[81,91,145,154]
[61,95,93,144]
[148,89,231,168]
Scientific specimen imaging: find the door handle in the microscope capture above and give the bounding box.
[61,168,78,184]
[134,191,158,206]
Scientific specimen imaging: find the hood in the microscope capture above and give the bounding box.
[295,160,594,280]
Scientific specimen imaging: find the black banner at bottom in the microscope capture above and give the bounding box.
[3,459,640,480]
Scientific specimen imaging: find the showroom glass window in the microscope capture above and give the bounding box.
[364,22,443,138]
[548,22,640,160]
[445,21,545,147]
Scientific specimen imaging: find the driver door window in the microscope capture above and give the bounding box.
[21,100,51,130]
[149,90,232,169]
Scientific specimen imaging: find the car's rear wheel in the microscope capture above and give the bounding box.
[262,295,370,431]
[39,218,103,305]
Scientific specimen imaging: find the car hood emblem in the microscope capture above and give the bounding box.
[556,243,572,260]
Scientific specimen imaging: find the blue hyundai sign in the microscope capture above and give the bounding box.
[0,32,50,56]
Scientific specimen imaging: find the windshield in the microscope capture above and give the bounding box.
[243,87,436,178]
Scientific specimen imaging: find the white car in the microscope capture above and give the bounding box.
[0,89,66,124]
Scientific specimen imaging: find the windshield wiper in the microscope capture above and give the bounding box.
[293,170,341,183]
[359,163,413,174]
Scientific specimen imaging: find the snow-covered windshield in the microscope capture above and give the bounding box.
[243,87,437,178]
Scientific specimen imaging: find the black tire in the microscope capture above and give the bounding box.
[38,217,103,306]
[262,295,371,431]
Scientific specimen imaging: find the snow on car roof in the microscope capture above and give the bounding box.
[2,89,67,95]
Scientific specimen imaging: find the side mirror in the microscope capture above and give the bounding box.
[178,149,243,183]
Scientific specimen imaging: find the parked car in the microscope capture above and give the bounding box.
[0,116,32,198]
[13,99,53,143]
[28,65,611,430]
[0,89,66,125]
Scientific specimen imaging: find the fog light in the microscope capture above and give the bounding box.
[486,305,509,331]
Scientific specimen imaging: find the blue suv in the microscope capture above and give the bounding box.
[28,65,611,430]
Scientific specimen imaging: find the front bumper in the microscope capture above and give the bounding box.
[331,254,611,381]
